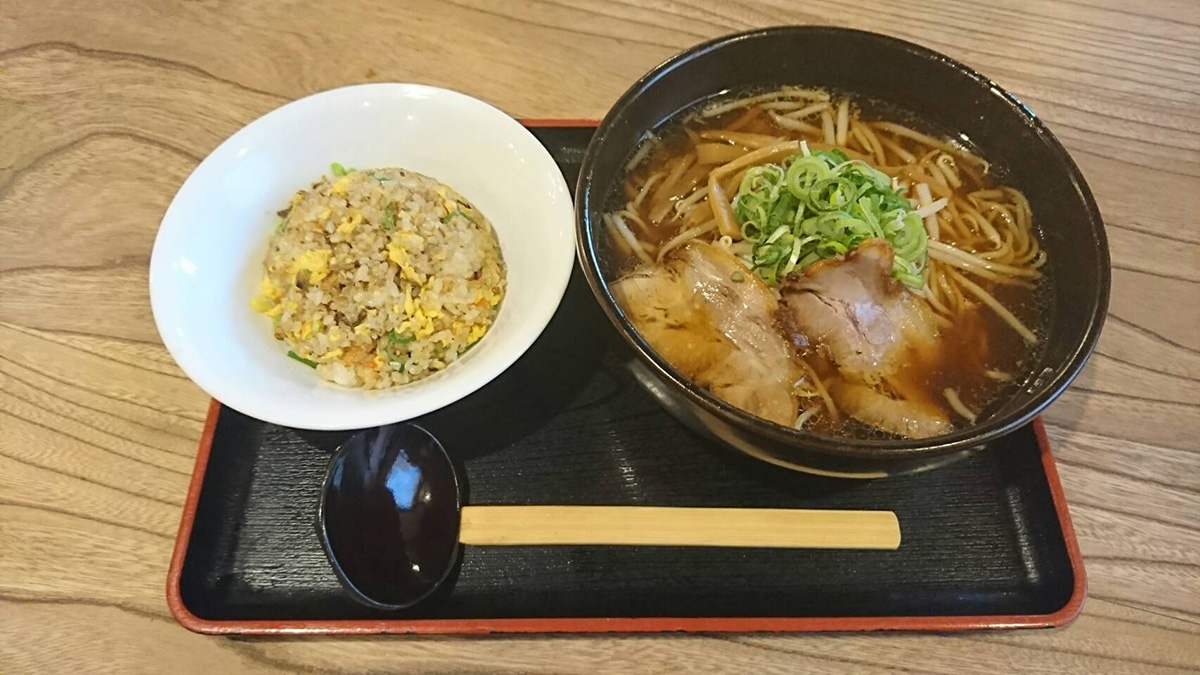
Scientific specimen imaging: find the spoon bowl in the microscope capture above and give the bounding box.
[317,424,461,610]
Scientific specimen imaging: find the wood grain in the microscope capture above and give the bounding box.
[1,0,1198,672]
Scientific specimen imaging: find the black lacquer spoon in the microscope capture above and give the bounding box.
[317,423,900,609]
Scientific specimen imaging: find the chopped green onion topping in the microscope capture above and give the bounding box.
[730,270,745,283]
[287,350,318,368]
[442,209,475,224]
[382,201,398,230]
[733,149,927,288]
[330,162,350,176]
[274,218,287,233]
[388,330,416,345]
[383,330,415,367]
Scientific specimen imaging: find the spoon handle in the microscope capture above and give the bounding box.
[459,506,900,549]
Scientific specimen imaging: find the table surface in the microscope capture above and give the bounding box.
[2,0,1198,672]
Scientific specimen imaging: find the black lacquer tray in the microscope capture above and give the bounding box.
[167,124,1084,634]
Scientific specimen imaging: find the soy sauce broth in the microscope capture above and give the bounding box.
[603,89,1054,439]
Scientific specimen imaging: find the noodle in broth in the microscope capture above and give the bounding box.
[605,87,1050,439]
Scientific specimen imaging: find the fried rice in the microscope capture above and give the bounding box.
[251,165,506,389]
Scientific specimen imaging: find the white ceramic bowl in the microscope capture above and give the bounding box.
[150,84,575,430]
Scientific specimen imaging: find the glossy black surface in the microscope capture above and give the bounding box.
[317,424,461,609]
[178,126,1076,621]
[575,27,1111,474]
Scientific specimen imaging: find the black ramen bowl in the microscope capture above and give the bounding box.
[575,26,1110,477]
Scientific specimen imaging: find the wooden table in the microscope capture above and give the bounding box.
[2,1,1198,672]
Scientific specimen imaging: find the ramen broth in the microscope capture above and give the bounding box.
[605,89,1051,439]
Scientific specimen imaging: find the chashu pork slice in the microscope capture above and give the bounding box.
[611,241,800,426]
[779,239,946,439]
[779,239,938,384]
[827,381,950,439]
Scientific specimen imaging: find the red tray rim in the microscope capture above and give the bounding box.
[165,119,1087,635]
